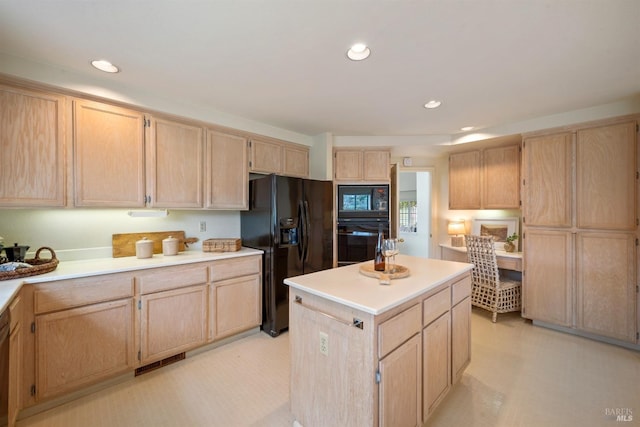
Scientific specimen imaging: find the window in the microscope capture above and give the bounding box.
[399,201,417,232]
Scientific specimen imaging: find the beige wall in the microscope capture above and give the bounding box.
[0,209,238,262]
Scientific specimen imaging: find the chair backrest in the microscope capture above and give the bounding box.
[464,235,500,288]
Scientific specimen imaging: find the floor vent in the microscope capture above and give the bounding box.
[135,352,186,377]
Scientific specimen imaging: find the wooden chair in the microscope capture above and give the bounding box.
[464,234,521,322]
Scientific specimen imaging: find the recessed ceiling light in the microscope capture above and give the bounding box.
[423,100,442,109]
[347,43,371,61]
[461,126,474,131]
[91,59,119,73]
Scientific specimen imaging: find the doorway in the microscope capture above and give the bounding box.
[398,169,432,258]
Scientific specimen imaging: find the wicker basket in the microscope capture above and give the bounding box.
[0,247,59,281]
[203,238,241,253]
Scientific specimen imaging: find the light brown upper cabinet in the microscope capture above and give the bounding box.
[334,148,390,182]
[448,150,481,209]
[0,84,66,207]
[483,145,521,209]
[75,100,207,208]
[249,137,309,178]
[283,144,310,178]
[146,116,204,208]
[73,99,146,207]
[206,130,248,209]
[521,133,573,227]
[576,121,637,230]
[449,144,520,210]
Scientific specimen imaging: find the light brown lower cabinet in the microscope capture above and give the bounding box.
[422,313,450,420]
[451,276,472,383]
[8,294,22,427]
[139,285,208,364]
[35,299,136,400]
[15,254,262,418]
[290,272,471,427]
[210,275,261,341]
[209,256,262,341]
[379,334,421,427]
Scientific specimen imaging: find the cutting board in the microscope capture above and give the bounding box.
[112,231,187,258]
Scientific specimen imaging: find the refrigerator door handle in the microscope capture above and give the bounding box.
[298,201,306,262]
[302,200,311,262]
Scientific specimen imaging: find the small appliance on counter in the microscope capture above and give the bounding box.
[3,243,30,262]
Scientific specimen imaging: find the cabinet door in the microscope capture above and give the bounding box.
[283,144,309,178]
[522,133,572,227]
[0,84,66,207]
[206,130,248,209]
[147,116,204,208]
[576,232,636,342]
[448,151,481,209]
[73,99,146,207]
[576,121,637,230]
[379,334,421,427]
[363,150,390,181]
[249,138,282,174]
[35,299,135,399]
[423,313,450,420]
[522,229,573,326]
[451,296,471,384]
[210,274,261,340]
[334,150,363,181]
[8,294,22,427]
[140,285,207,364]
[8,322,21,427]
[483,145,520,209]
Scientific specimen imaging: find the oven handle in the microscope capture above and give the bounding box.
[337,231,377,237]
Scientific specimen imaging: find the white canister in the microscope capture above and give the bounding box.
[136,237,154,259]
[162,235,179,256]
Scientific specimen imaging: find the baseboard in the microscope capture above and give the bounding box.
[532,320,640,352]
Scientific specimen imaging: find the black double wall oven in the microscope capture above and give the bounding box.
[337,184,390,266]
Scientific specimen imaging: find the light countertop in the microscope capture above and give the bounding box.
[284,254,473,315]
[0,247,262,313]
[439,243,523,259]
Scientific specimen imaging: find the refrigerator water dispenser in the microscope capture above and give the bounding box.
[279,218,299,246]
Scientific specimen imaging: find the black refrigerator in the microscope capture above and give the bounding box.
[240,174,334,337]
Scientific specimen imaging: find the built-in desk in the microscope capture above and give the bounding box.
[440,243,522,272]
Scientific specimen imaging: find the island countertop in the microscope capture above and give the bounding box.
[284,254,473,315]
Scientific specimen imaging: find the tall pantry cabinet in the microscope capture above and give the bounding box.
[521,118,639,344]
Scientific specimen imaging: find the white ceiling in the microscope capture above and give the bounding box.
[0,1,639,138]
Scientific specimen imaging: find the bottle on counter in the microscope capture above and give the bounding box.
[374,224,385,271]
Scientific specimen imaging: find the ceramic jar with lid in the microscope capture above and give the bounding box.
[162,235,179,256]
[135,237,154,259]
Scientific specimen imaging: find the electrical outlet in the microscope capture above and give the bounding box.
[199,221,206,232]
[319,331,329,356]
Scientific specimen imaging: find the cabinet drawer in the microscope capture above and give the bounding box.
[497,257,521,272]
[452,275,471,306]
[137,263,208,294]
[378,304,421,359]
[211,255,261,282]
[34,272,135,314]
[423,287,450,326]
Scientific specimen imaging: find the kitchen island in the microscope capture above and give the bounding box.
[285,254,473,427]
